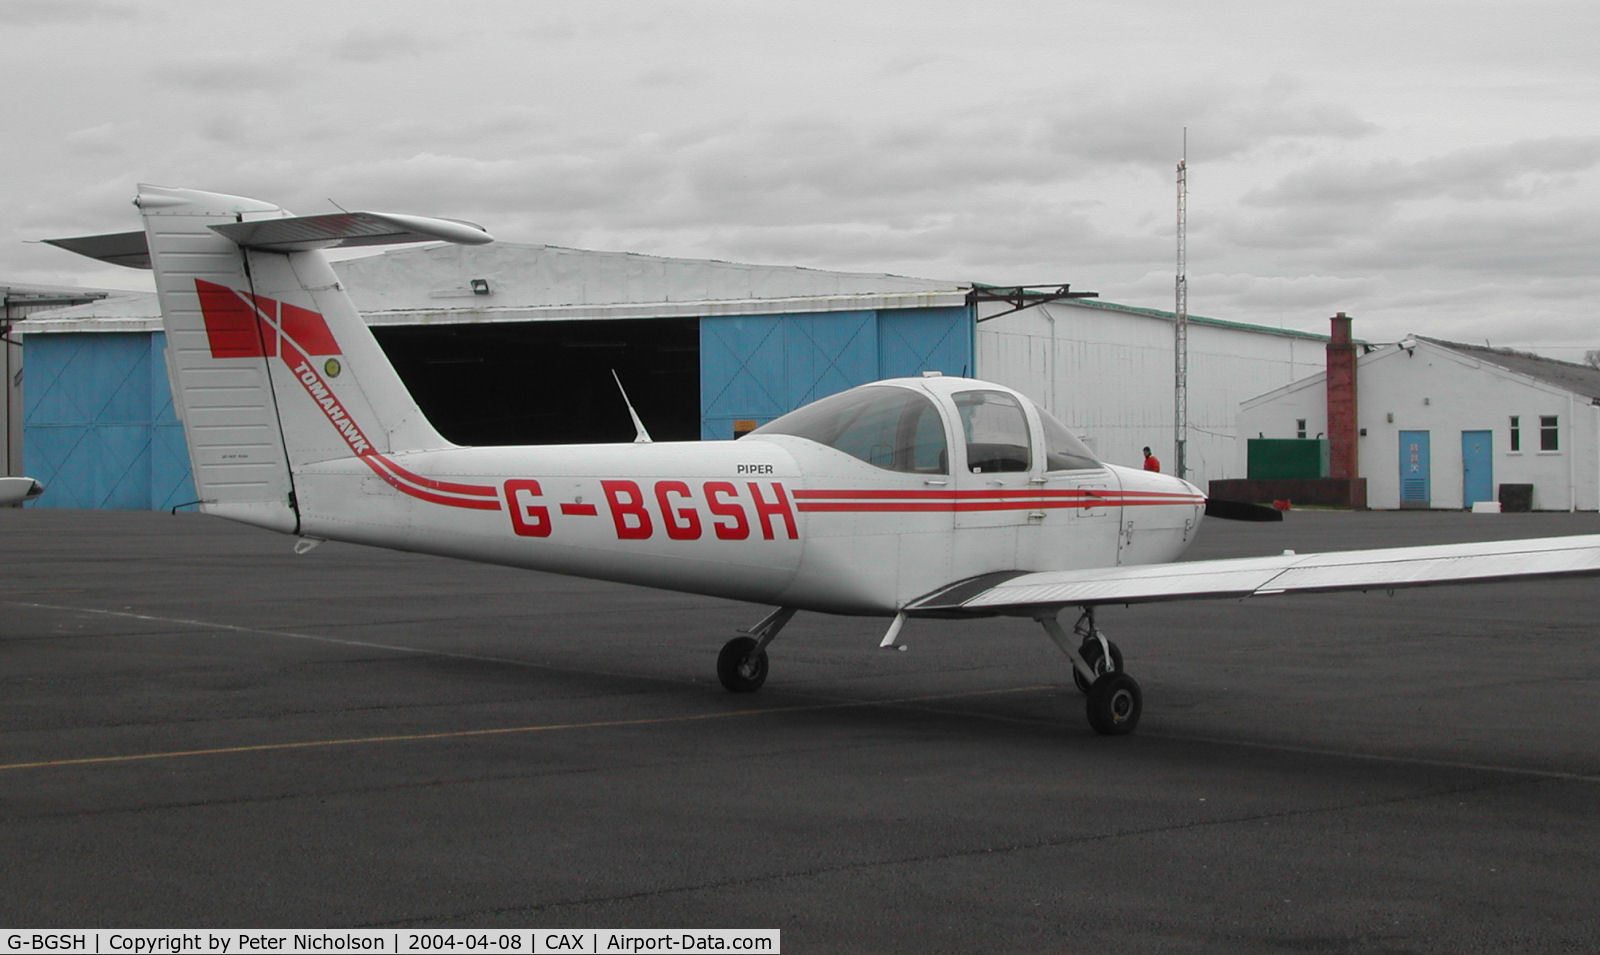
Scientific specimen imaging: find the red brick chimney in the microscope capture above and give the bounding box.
[1326,312,1358,481]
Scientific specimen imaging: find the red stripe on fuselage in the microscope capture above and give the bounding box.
[792,488,1202,514]
[354,454,503,510]
[363,452,500,499]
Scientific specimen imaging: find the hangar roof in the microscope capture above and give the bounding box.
[1063,298,1333,343]
[2,282,121,321]
[18,242,970,333]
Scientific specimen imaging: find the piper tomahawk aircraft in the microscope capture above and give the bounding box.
[46,185,1600,734]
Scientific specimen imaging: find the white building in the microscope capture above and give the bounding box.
[976,297,1328,487]
[1239,336,1600,511]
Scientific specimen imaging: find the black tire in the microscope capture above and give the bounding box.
[717,636,768,692]
[1072,639,1124,694]
[1086,672,1141,735]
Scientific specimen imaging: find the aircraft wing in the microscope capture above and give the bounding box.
[905,534,1600,615]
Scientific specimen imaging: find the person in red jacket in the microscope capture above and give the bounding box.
[1142,446,1161,472]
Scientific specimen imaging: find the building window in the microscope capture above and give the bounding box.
[1540,415,1559,451]
[1296,418,1307,439]
[1509,416,1520,452]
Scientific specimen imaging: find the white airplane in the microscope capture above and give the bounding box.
[44,185,1600,735]
[0,476,44,505]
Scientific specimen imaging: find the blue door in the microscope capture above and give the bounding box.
[1461,430,1492,507]
[1399,431,1430,508]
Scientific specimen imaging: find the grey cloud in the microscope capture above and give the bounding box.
[149,58,297,94]
[1245,137,1600,210]
[1374,207,1600,278]
[1029,80,1378,170]
[63,122,128,157]
[632,65,708,90]
[2,0,138,27]
[331,28,436,64]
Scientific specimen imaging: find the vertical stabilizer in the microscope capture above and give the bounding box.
[135,185,486,532]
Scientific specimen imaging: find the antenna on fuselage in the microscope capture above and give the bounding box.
[611,369,653,444]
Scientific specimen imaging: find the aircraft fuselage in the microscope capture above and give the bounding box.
[291,435,1204,615]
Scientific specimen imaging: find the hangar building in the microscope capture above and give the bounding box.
[3,282,118,490]
[16,242,1328,509]
[1238,331,1600,511]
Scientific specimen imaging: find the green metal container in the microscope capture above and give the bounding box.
[1247,438,1329,480]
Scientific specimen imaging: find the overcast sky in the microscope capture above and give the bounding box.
[5,0,1599,356]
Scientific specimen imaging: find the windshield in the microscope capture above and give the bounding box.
[750,385,948,474]
[1037,406,1101,471]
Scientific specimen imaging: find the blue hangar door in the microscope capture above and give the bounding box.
[1399,430,1431,509]
[698,306,974,439]
[23,331,196,510]
[1461,430,1493,508]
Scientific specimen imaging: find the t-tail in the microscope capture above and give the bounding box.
[46,185,493,533]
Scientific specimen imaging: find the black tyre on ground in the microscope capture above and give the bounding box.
[1086,671,1141,735]
[717,636,768,692]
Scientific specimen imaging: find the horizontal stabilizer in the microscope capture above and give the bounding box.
[46,211,491,269]
[41,231,152,269]
[210,211,492,252]
[0,476,45,505]
[907,534,1600,614]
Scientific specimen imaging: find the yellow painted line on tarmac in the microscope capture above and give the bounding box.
[0,685,1053,773]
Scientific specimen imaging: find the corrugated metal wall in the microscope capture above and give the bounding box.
[23,332,195,510]
[699,306,973,438]
[977,302,1328,486]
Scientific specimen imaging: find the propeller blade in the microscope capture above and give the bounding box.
[1205,498,1284,522]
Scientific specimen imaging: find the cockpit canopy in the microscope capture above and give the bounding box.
[749,381,1100,474]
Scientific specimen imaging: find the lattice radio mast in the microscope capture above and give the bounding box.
[1174,131,1188,480]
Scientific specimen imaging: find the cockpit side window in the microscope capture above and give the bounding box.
[1037,406,1101,471]
[953,390,1031,473]
[750,386,948,474]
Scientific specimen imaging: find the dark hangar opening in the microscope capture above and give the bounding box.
[373,318,701,445]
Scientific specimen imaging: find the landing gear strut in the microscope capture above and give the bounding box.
[1037,607,1142,735]
[718,606,795,693]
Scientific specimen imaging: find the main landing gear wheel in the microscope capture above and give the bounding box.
[1035,609,1145,735]
[717,636,769,693]
[1071,638,1123,694]
[1086,672,1142,735]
